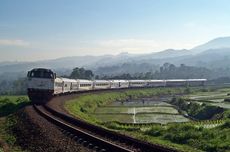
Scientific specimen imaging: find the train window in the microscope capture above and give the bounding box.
[80,83,92,87]
[29,70,54,79]
[55,82,62,87]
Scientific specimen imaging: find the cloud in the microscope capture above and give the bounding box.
[0,39,30,47]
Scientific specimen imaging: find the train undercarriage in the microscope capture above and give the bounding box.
[27,89,53,104]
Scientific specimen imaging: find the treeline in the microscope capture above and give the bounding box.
[0,78,27,95]
[99,63,211,80]
[2,63,230,95]
[169,97,224,120]
[95,62,158,75]
[63,67,94,79]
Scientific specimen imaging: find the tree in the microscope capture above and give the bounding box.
[70,67,94,79]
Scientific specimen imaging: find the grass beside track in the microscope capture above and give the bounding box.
[65,87,230,152]
[0,96,29,152]
[65,87,185,123]
[65,87,197,151]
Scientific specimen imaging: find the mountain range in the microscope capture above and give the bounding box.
[1,36,230,80]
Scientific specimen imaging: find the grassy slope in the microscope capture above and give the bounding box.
[0,96,29,152]
[65,87,230,152]
[143,120,230,152]
[65,88,185,123]
[65,87,199,151]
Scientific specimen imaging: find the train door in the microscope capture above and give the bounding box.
[62,81,64,93]
[70,83,72,92]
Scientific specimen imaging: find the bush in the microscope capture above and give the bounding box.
[169,97,224,120]
[224,98,230,102]
[223,110,230,119]
[221,120,230,128]
[145,125,164,136]
[184,87,191,94]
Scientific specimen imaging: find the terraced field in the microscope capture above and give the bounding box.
[186,87,230,109]
[93,98,189,124]
[95,106,178,114]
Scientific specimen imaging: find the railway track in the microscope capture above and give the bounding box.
[33,103,177,152]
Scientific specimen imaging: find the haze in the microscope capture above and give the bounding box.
[1,0,230,61]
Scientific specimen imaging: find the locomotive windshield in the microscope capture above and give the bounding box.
[28,69,55,79]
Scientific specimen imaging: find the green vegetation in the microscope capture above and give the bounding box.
[65,87,230,151]
[65,87,185,123]
[0,96,29,117]
[186,87,230,109]
[169,97,224,120]
[144,120,230,152]
[93,106,187,124]
[135,113,188,124]
[0,78,27,95]
[69,67,94,79]
[99,63,210,80]
[0,96,29,152]
[94,106,179,114]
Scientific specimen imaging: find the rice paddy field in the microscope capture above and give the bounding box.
[65,87,230,152]
[92,98,189,124]
[186,87,230,109]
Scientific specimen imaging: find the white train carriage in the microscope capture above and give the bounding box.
[78,79,93,91]
[54,77,64,95]
[93,80,111,90]
[187,79,206,86]
[70,79,79,92]
[62,78,78,93]
[110,80,129,89]
[129,80,147,88]
[165,79,188,87]
[146,80,166,87]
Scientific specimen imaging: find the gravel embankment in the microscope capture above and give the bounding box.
[14,105,90,152]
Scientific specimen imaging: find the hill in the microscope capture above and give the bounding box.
[1,36,230,80]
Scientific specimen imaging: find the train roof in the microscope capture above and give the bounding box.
[30,68,53,72]
[187,79,207,81]
[129,80,147,82]
[94,80,110,83]
[166,79,207,82]
[110,80,129,82]
[147,80,165,82]
[166,79,188,82]
[61,78,78,82]
[77,79,93,83]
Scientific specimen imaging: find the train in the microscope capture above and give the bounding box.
[27,68,207,103]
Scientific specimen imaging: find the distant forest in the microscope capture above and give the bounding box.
[98,63,230,81]
[99,63,209,79]
[1,63,230,95]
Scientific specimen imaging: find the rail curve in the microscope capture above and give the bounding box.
[32,93,178,152]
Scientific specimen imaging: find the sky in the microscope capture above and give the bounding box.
[1,0,230,61]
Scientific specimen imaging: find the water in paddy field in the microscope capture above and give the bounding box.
[108,96,173,107]
[93,97,189,124]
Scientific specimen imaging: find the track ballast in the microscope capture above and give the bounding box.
[32,95,178,152]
